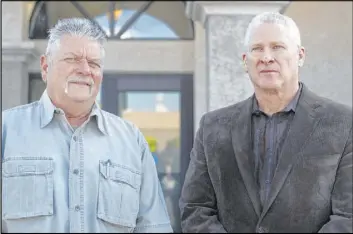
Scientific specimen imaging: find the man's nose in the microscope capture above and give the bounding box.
[77,59,91,76]
[260,50,274,64]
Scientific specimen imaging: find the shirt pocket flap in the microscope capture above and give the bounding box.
[99,160,140,190]
[2,158,53,177]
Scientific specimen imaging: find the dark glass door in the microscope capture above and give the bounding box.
[101,74,193,232]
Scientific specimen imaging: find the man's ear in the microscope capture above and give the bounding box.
[298,46,306,67]
[242,53,248,73]
[40,55,49,83]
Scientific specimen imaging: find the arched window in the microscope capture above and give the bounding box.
[28,1,194,40]
[94,9,178,39]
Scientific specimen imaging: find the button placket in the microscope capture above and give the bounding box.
[69,131,82,232]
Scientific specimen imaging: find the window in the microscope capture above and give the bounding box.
[29,75,46,103]
[28,1,194,40]
[94,9,178,39]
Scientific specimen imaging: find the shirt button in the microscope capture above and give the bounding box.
[265,180,270,184]
[75,205,80,211]
[73,169,79,175]
[73,136,77,141]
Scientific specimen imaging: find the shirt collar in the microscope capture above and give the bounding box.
[252,82,303,115]
[39,90,108,135]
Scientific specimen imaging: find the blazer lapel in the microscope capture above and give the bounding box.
[231,96,261,217]
[260,85,323,218]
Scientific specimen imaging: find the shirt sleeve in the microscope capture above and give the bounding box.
[133,129,173,233]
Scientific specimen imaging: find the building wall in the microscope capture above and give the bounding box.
[284,1,352,106]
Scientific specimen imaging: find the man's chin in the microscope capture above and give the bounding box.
[66,93,93,103]
[256,80,283,91]
[260,84,281,91]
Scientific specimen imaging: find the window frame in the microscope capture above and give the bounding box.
[28,1,194,40]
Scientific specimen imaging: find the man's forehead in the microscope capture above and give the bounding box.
[61,34,98,43]
[250,39,287,46]
[60,35,100,48]
[249,23,292,44]
[61,52,101,60]
[251,23,289,37]
[58,36,101,57]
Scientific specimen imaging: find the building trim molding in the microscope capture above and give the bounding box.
[2,41,38,63]
[185,1,291,27]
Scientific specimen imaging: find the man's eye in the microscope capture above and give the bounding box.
[251,47,262,52]
[89,62,100,68]
[273,45,285,49]
[64,58,75,62]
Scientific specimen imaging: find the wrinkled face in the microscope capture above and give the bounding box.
[40,35,103,104]
[242,23,305,91]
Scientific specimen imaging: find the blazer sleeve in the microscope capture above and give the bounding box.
[179,115,227,233]
[318,127,352,233]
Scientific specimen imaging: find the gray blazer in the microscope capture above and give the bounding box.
[180,84,352,233]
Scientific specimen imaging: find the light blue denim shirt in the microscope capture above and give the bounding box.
[2,90,173,233]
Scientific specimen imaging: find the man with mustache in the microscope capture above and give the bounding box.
[180,12,352,233]
[2,18,172,233]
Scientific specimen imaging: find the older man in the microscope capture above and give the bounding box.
[180,12,352,233]
[2,18,172,233]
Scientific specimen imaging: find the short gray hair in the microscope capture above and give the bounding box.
[244,12,301,51]
[46,18,107,61]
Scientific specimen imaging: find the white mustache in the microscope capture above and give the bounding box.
[67,76,94,86]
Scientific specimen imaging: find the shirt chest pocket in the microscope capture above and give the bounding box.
[97,160,141,228]
[2,157,54,220]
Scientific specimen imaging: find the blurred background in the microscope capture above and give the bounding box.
[2,1,352,232]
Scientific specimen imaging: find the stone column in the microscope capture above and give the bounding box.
[191,22,208,134]
[2,42,37,110]
[2,2,38,110]
[186,1,290,121]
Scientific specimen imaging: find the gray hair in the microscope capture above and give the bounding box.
[244,12,301,51]
[46,18,107,63]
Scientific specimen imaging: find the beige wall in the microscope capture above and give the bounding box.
[285,1,352,106]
